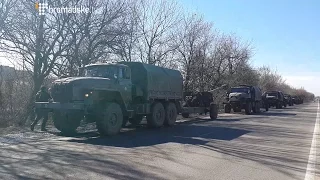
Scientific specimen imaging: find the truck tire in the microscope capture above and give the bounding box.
[147,102,165,128]
[209,104,218,120]
[245,102,252,115]
[164,102,177,126]
[181,112,189,118]
[284,102,287,108]
[128,115,143,126]
[53,111,82,134]
[96,103,123,136]
[224,104,231,113]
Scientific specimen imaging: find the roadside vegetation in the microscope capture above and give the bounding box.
[0,0,314,127]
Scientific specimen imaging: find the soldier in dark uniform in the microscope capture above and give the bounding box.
[31,86,52,131]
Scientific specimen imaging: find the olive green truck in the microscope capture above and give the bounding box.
[35,62,218,135]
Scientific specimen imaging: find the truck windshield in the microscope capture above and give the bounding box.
[231,88,249,93]
[84,66,117,78]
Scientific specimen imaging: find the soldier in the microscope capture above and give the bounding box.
[31,86,52,131]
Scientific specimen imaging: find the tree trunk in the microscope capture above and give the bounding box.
[19,14,45,126]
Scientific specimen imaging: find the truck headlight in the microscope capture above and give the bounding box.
[85,91,93,98]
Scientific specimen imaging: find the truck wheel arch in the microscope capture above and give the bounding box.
[97,91,128,117]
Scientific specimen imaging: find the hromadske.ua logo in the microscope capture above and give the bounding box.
[35,1,90,16]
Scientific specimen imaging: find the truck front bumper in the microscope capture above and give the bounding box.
[35,102,85,110]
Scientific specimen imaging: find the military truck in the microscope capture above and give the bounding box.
[264,91,285,109]
[293,96,303,104]
[284,94,294,106]
[223,85,267,115]
[35,62,218,135]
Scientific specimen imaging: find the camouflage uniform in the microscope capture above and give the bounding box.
[31,86,52,131]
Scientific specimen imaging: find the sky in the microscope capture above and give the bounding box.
[181,0,320,96]
[0,0,319,95]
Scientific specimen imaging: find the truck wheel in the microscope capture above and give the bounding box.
[147,102,165,128]
[164,102,177,126]
[128,115,143,126]
[245,102,252,115]
[209,104,218,120]
[96,103,123,136]
[284,102,287,108]
[53,111,82,135]
[181,112,190,118]
[224,104,231,113]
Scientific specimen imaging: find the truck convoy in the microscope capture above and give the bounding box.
[223,85,268,115]
[35,62,218,135]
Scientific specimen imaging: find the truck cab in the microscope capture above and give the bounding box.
[224,85,264,115]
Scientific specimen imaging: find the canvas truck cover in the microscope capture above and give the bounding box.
[120,62,183,100]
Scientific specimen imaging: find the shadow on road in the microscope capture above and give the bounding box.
[67,124,250,148]
[261,112,297,117]
[0,103,316,180]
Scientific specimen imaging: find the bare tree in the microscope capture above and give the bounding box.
[0,0,15,36]
[136,0,181,65]
[176,14,213,91]
[54,0,130,77]
[209,35,252,88]
[0,0,77,124]
[111,0,140,62]
[258,66,285,92]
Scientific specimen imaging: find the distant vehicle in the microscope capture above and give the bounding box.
[35,62,219,135]
[293,96,303,104]
[264,91,285,109]
[284,94,294,106]
[223,85,268,115]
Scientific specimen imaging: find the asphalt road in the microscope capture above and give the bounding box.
[0,102,319,180]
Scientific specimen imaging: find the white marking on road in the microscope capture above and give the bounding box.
[305,101,320,180]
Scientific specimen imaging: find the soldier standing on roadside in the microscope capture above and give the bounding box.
[31,86,52,131]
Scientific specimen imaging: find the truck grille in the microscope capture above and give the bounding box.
[51,83,73,103]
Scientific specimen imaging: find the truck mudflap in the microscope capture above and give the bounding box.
[35,102,85,110]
